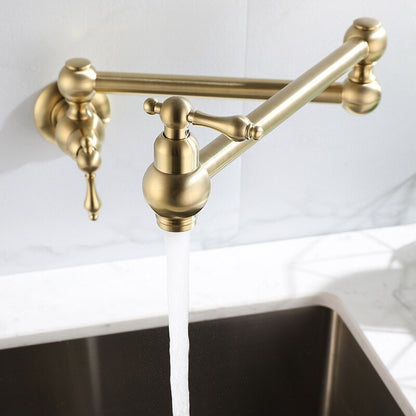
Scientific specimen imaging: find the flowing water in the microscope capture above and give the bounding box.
[164,230,191,416]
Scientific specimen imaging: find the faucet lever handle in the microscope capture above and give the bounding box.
[144,97,263,142]
[188,110,263,142]
[76,137,102,220]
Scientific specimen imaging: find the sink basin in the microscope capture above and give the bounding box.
[0,298,412,415]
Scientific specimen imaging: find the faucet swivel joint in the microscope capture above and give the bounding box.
[142,97,210,232]
[342,18,387,114]
[142,96,262,231]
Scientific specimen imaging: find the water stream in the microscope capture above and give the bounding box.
[164,230,191,416]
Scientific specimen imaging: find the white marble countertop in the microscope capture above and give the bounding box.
[1,224,416,412]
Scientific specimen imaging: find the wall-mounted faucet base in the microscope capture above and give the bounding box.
[34,82,110,145]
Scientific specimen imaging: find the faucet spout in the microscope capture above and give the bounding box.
[142,96,266,231]
[142,97,211,232]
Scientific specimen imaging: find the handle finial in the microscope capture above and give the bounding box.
[76,137,102,220]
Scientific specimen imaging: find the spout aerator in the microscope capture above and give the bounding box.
[156,215,196,232]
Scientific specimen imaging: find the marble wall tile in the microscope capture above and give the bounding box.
[0,0,248,274]
[1,1,416,274]
[236,0,416,245]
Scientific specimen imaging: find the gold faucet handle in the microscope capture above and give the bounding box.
[76,137,102,220]
[143,97,263,141]
[188,110,263,142]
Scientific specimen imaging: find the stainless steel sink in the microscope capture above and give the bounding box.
[0,300,412,415]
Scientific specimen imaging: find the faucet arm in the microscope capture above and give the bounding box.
[95,72,343,103]
[201,18,387,177]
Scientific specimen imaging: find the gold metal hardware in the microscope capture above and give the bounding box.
[142,97,210,231]
[34,18,386,231]
[144,97,263,142]
[34,82,110,146]
[95,72,343,103]
[342,18,386,114]
[141,96,262,231]
[34,58,110,220]
[200,18,386,177]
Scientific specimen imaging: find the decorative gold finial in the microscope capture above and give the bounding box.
[58,58,97,102]
[84,173,101,221]
[77,137,102,220]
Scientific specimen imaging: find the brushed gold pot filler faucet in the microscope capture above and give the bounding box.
[34,18,386,231]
